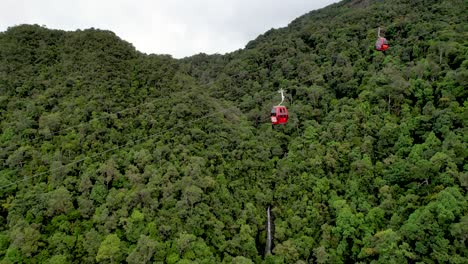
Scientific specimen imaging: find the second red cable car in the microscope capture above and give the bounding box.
[375,27,389,51]
[375,37,389,51]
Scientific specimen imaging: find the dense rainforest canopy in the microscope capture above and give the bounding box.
[0,0,467,263]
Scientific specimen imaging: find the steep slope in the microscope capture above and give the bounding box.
[0,24,284,264]
[191,0,466,102]
[0,0,467,263]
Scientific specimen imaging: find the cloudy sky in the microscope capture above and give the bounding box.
[1,0,339,58]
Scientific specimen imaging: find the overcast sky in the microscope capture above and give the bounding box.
[1,0,339,58]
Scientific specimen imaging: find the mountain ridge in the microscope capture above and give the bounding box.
[0,0,467,263]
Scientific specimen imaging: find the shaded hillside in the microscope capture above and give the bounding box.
[0,0,467,263]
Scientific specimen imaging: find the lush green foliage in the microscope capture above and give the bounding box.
[0,0,467,263]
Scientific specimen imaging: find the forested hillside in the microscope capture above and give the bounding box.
[0,0,467,263]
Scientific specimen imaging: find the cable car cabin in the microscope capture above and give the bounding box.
[271,106,288,125]
[375,37,389,51]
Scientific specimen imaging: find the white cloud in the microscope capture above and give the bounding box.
[0,0,339,58]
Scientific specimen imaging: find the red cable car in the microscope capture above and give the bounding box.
[375,37,389,51]
[375,27,389,51]
[271,89,288,125]
[271,106,288,125]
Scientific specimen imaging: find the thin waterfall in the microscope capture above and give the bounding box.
[265,206,272,255]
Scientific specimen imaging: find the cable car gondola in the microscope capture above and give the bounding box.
[271,89,288,125]
[375,27,389,51]
[271,106,288,125]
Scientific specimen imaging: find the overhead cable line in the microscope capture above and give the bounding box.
[37,72,244,137]
[1,72,277,190]
[43,97,168,137]
[0,105,238,190]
